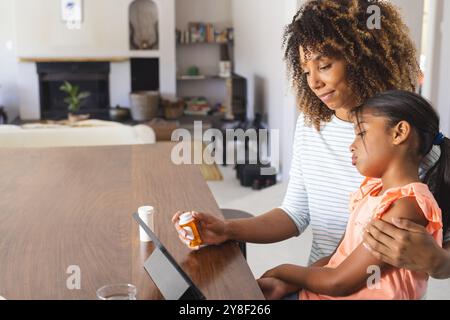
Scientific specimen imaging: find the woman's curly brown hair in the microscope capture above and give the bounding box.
[283,0,420,130]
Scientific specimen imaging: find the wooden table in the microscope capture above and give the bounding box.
[0,143,264,300]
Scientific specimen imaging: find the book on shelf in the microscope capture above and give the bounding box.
[176,23,233,44]
[206,23,214,43]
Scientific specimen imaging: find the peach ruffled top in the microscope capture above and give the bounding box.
[300,177,443,300]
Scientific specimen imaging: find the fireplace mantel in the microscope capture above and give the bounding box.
[19,57,129,63]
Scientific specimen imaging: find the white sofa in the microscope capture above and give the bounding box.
[0,120,155,148]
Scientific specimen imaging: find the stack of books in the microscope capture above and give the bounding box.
[176,24,233,44]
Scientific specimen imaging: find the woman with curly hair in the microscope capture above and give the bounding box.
[172,0,450,298]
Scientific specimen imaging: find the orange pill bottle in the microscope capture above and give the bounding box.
[178,212,202,247]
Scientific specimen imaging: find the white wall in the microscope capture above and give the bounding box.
[14,0,175,59]
[435,0,450,135]
[15,0,126,57]
[391,0,450,135]
[2,0,176,120]
[17,62,39,120]
[176,0,232,29]
[0,0,19,122]
[392,0,450,135]
[420,0,450,136]
[390,0,424,59]
[232,0,299,180]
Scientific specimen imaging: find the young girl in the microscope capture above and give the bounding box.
[258,90,449,299]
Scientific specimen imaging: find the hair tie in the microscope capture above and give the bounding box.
[433,132,445,145]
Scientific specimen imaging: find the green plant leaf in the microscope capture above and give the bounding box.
[60,84,69,93]
[59,81,89,114]
[78,92,90,99]
[66,81,73,92]
[72,85,79,97]
[63,97,72,104]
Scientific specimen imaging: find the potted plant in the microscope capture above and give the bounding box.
[60,81,90,122]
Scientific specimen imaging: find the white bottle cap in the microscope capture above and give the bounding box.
[138,206,154,216]
[179,212,193,225]
[138,205,154,242]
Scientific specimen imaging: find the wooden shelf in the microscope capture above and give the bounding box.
[19,51,161,63]
[177,75,231,81]
[176,41,232,46]
[128,50,160,58]
[19,57,129,63]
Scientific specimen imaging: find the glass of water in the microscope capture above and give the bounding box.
[96,283,137,300]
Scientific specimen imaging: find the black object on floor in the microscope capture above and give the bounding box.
[0,107,7,124]
[236,163,277,189]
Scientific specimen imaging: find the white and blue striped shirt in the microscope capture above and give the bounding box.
[280,114,446,264]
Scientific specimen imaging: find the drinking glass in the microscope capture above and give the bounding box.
[96,283,137,300]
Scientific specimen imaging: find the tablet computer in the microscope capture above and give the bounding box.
[133,212,206,300]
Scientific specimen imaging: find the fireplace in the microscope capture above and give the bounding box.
[37,62,110,120]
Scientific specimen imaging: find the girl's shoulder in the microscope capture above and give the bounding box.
[376,182,438,213]
[374,182,443,238]
[350,178,441,226]
[353,178,437,208]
